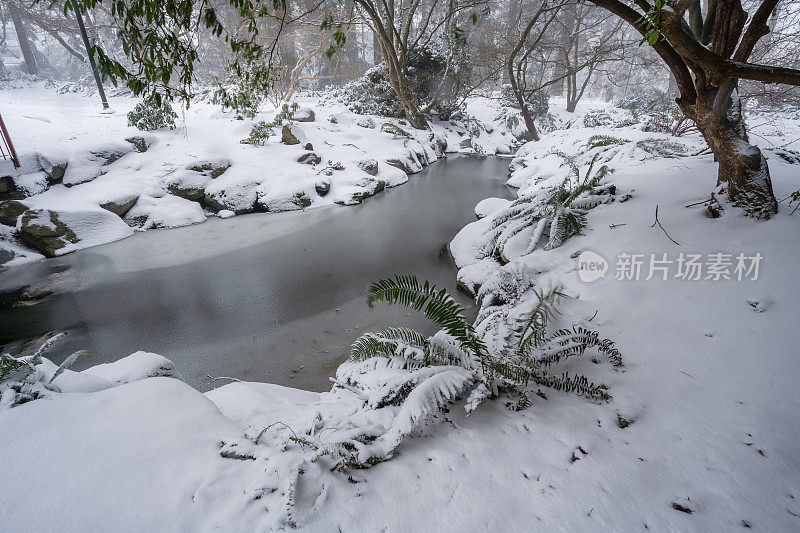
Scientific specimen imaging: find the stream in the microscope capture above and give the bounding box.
[0,155,513,392]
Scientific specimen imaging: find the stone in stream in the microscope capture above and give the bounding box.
[16,209,79,258]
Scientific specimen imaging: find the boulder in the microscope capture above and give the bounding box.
[124,195,206,230]
[187,160,231,179]
[12,172,49,197]
[16,209,79,257]
[297,152,322,165]
[303,142,314,151]
[315,179,331,196]
[334,179,386,205]
[0,248,15,267]
[36,154,68,184]
[0,175,23,201]
[459,137,473,149]
[281,124,303,145]
[356,159,379,176]
[294,107,315,122]
[125,134,156,153]
[0,200,28,226]
[100,193,140,217]
[258,190,312,212]
[385,158,412,174]
[474,197,512,219]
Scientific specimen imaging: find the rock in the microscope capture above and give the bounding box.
[334,179,386,205]
[186,160,231,179]
[328,161,345,171]
[167,183,205,202]
[297,152,322,165]
[0,175,23,201]
[281,124,302,145]
[63,142,134,187]
[294,107,315,122]
[203,180,260,215]
[303,142,314,151]
[356,159,379,176]
[36,154,68,184]
[459,137,473,149]
[100,193,139,217]
[385,158,412,174]
[16,209,79,257]
[258,190,312,212]
[91,146,130,166]
[124,195,206,230]
[0,248,15,267]
[475,197,512,219]
[327,115,338,124]
[356,116,376,129]
[315,179,331,196]
[494,144,511,155]
[508,157,528,173]
[381,122,412,138]
[12,172,49,197]
[125,134,156,153]
[0,200,28,226]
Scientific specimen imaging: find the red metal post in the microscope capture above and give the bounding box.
[0,113,20,168]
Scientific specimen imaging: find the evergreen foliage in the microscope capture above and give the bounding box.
[481,153,615,261]
[0,332,85,408]
[127,95,178,131]
[328,276,621,468]
[241,102,299,146]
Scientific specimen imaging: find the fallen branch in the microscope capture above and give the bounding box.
[650,205,681,246]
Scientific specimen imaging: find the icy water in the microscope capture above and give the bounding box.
[0,156,513,391]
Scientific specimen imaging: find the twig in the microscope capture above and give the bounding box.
[329,377,369,401]
[650,205,681,246]
[254,421,301,446]
[586,310,598,322]
[206,373,242,383]
[685,197,713,208]
[608,223,626,229]
[680,370,694,378]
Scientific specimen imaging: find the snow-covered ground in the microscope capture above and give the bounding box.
[0,86,516,267]
[2,87,800,531]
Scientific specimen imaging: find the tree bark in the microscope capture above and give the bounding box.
[9,6,38,75]
[688,88,778,217]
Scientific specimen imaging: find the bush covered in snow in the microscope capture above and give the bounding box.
[0,332,83,408]
[127,95,178,131]
[314,276,621,467]
[325,43,470,120]
[500,84,550,118]
[212,61,271,119]
[241,102,299,146]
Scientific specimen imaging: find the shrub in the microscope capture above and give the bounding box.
[318,276,621,467]
[586,135,626,150]
[325,43,470,120]
[213,61,271,119]
[241,102,299,146]
[1,332,85,408]
[127,95,178,131]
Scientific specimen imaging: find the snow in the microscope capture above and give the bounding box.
[2,87,800,530]
[0,85,517,264]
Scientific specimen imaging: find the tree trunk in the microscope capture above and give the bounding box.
[9,6,38,75]
[690,90,778,217]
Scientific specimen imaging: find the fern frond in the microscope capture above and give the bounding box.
[532,371,610,401]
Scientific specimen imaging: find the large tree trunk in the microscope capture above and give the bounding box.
[690,89,778,217]
[9,6,38,75]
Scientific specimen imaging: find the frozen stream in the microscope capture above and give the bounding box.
[0,156,513,391]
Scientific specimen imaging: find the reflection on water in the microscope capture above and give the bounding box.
[0,156,513,391]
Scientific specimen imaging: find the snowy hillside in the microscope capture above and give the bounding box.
[2,83,799,531]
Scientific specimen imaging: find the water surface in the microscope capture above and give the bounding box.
[0,156,512,391]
